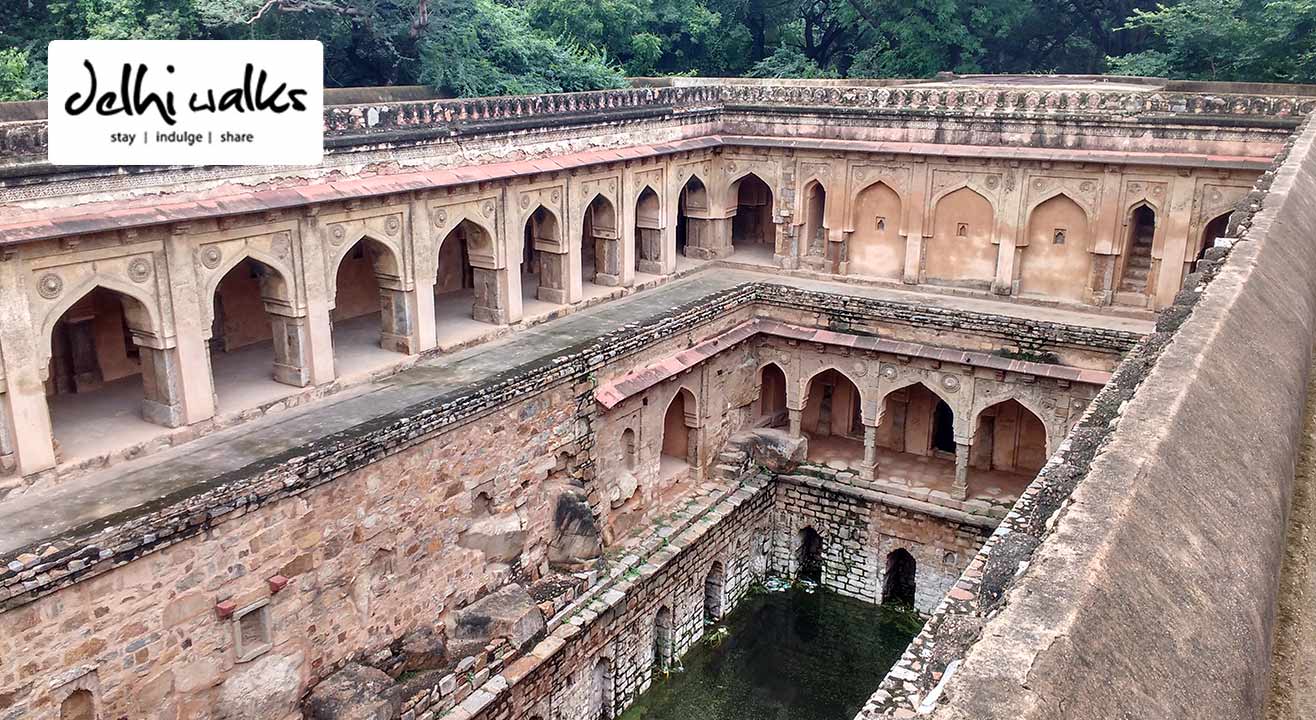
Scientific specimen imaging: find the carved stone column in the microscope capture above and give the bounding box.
[377,286,418,354]
[471,266,512,324]
[139,346,187,428]
[952,442,971,500]
[269,313,312,387]
[859,423,879,481]
[788,407,803,437]
[537,250,570,304]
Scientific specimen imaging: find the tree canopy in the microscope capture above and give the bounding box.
[2,0,1314,102]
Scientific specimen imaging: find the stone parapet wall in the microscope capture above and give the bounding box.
[860,98,1316,720]
[0,283,1130,613]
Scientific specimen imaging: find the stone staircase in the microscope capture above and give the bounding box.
[1116,227,1155,300]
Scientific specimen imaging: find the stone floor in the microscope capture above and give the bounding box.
[805,433,1033,509]
[0,265,1151,555]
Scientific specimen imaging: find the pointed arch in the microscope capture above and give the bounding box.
[1019,192,1093,302]
[1197,210,1232,261]
[660,386,699,476]
[849,180,905,280]
[635,186,663,274]
[802,368,865,463]
[582,193,619,286]
[207,253,309,404]
[927,186,998,286]
[876,380,960,457]
[1117,202,1158,296]
[729,172,774,254]
[757,361,788,424]
[972,389,1058,456]
[326,234,403,309]
[970,398,1049,475]
[800,179,828,261]
[40,278,162,370]
[522,205,564,305]
[201,247,295,332]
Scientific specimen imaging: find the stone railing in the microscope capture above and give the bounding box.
[3,78,1312,168]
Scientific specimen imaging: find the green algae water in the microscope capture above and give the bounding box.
[619,586,923,720]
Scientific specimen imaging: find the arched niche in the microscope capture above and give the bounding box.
[849,181,904,280]
[927,186,997,287]
[1019,193,1092,302]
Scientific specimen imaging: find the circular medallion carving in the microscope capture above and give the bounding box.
[330,225,347,245]
[481,200,496,217]
[37,273,63,300]
[434,209,448,228]
[550,190,560,204]
[200,245,223,269]
[941,374,961,393]
[879,364,898,380]
[852,361,868,377]
[127,257,152,283]
[385,216,400,236]
[985,176,1000,189]
[519,195,530,210]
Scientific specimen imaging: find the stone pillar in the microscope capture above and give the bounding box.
[376,285,418,354]
[138,345,187,427]
[593,235,623,287]
[410,199,438,353]
[903,159,930,286]
[269,313,312,387]
[636,227,664,274]
[64,315,102,391]
[1153,173,1200,309]
[788,407,803,437]
[162,233,218,424]
[952,442,971,500]
[505,264,525,324]
[684,218,732,260]
[991,165,1026,296]
[859,423,879,481]
[471,266,512,324]
[537,250,570,304]
[297,215,338,385]
[0,260,57,474]
[773,219,798,270]
[0,391,15,474]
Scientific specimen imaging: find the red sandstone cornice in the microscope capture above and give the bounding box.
[0,135,1272,247]
[595,318,1112,409]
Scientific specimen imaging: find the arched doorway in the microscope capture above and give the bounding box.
[801,181,827,261]
[876,383,956,457]
[209,256,303,414]
[436,219,504,334]
[1020,194,1092,302]
[758,363,787,426]
[704,561,725,622]
[621,427,638,471]
[635,186,663,275]
[330,237,410,377]
[797,526,823,583]
[802,369,863,465]
[60,689,95,720]
[653,606,673,671]
[927,187,997,288]
[582,195,620,288]
[660,388,697,479]
[1198,211,1231,262]
[970,399,1048,476]
[45,285,174,461]
[1118,204,1157,296]
[849,181,904,279]
[730,173,774,259]
[882,549,916,606]
[591,657,614,720]
[523,206,565,306]
[676,176,708,259]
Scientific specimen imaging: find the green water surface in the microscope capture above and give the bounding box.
[618,586,923,720]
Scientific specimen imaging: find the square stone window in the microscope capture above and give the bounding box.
[1053,228,1067,244]
[233,599,273,662]
[874,216,886,232]
[956,223,969,237]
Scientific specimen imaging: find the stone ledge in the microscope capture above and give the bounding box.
[0,282,1141,613]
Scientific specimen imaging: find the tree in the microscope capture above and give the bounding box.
[1108,0,1316,83]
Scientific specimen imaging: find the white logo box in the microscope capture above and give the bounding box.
[47,40,324,166]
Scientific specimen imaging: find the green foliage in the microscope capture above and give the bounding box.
[1,0,1312,101]
[747,46,836,78]
[0,49,39,101]
[419,0,625,96]
[1108,0,1316,83]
